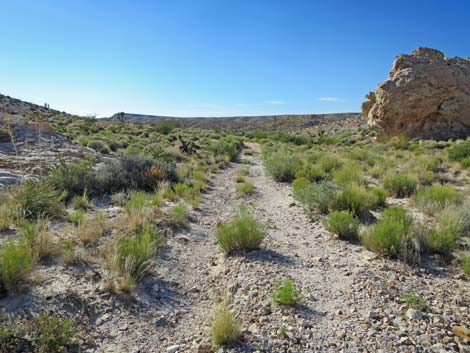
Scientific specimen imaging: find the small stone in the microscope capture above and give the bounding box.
[166,345,180,353]
[406,309,423,320]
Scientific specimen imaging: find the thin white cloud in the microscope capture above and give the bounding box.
[263,100,285,105]
[317,97,341,102]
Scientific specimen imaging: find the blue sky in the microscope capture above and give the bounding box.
[1,0,469,117]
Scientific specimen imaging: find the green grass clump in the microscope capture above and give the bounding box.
[292,178,337,214]
[19,218,55,261]
[236,181,256,197]
[211,302,242,348]
[402,293,427,311]
[265,155,302,182]
[167,203,190,228]
[318,154,342,173]
[384,174,417,198]
[0,315,77,353]
[71,190,93,210]
[0,240,34,291]
[425,226,458,256]
[216,211,265,255]
[66,209,86,225]
[109,225,160,291]
[323,210,359,240]
[0,204,12,232]
[272,279,302,307]
[332,185,379,218]
[462,254,470,276]
[415,184,464,214]
[447,139,470,166]
[361,207,413,258]
[331,161,365,187]
[12,179,65,219]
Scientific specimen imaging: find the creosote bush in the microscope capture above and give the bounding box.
[211,302,242,348]
[361,207,414,258]
[414,184,463,214]
[217,210,265,255]
[265,154,302,182]
[323,210,359,240]
[272,279,302,307]
[384,174,417,198]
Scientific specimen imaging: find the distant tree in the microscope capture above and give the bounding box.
[116,112,126,124]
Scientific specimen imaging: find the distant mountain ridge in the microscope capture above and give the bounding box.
[109,112,363,132]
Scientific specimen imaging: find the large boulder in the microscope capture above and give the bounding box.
[362,47,470,139]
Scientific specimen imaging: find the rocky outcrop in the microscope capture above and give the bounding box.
[362,47,470,139]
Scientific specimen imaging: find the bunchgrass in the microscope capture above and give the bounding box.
[384,174,418,198]
[0,240,34,291]
[236,181,256,197]
[323,210,359,240]
[402,293,427,311]
[272,279,302,307]
[216,211,265,255]
[361,207,413,258]
[0,204,12,232]
[414,184,464,214]
[167,203,190,228]
[211,302,242,348]
[462,254,470,276]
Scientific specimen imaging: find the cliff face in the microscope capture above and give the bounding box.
[362,47,470,139]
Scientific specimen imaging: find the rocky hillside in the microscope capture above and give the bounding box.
[109,112,364,133]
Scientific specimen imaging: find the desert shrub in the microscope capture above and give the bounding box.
[216,211,265,255]
[211,302,242,348]
[424,212,461,256]
[318,154,342,173]
[414,184,464,214]
[332,161,366,187]
[265,155,302,182]
[370,187,387,208]
[0,204,12,232]
[97,154,178,193]
[87,139,110,153]
[462,254,470,276]
[332,185,379,218]
[48,160,96,199]
[295,165,325,182]
[323,211,359,240]
[78,212,107,245]
[67,209,86,225]
[167,203,190,228]
[447,139,470,164]
[19,218,54,261]
[292,179,337,214]
[384,174,418,198]
[361,207,413,258]
[402,294,427,311]
[12,179,65,219]
[210,137,242,161]
[236,181,256,197]
[0,240,34,290]
[71,190,93,210]
[108,224,160,291]
[0,315,77,353]
[272,279,302,307]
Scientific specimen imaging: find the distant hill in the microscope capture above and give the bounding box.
[109,112,365,133]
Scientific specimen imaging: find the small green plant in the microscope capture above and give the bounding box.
[414,184,464,214]
[292,179,337,214]
[0,240,34,291]
[33,315,77,353]
[238,167,250,177]
[462,254,470,276]
[265,155,302,182]
[67,209,86,225]
[323,210,359,240]
[12,179,65,219]
[211,302,242,348]
[332,185,378,218]
[0,204,12,232]
[318,154,342,173]
[78,212,107,245]
[272,279,302,307]
[384,174,418,198]
[167,203,190,228]
[71,190,93,210]
[19,218,55,261]
[402,293,427,311]
[331,161,365,187]
[236,181,256,197]
[216,211,265,255]
[108,224,160,291]
[447,139,470,166]
[361,207,413,258]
